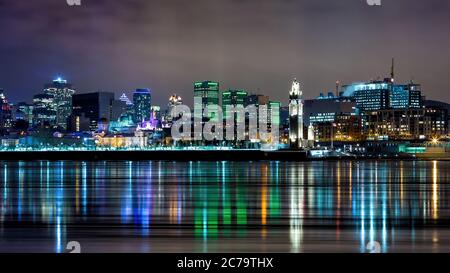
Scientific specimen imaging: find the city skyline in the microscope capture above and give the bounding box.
[2,0,450,261]
[1,0,450,107]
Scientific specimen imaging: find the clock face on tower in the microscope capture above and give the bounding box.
[290,79,303,99]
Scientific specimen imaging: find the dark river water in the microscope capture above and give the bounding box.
[0,160,449,253]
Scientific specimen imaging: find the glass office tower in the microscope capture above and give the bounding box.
[194,81,220,121]
[133,88,152,123]
[43,77,75,130]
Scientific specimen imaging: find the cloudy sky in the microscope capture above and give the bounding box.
[0,0,449,106]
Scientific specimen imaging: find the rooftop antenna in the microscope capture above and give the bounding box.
[390,58,395,82]
[335,80,340,97]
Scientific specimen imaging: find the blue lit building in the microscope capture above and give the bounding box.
[342,80,423,111]
[133,88,152,123]
[390,83,423,109]
[32,93,57,128]
[342,80,391,111]
[13,102,34,126]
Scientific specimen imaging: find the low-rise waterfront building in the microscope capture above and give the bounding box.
[95,132,148,149]
[362,107,447,140]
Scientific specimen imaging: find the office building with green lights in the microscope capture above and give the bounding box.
[222,90,248,120]
[194,81,220,121]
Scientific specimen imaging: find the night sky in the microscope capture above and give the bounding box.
[0,0,449,107]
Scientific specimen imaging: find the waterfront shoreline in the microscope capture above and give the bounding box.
[0,150,448,161]
[0,150,308,161]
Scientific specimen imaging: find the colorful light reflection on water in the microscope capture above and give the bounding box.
[0,160,449,253]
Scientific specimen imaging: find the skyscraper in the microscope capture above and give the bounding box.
[342,80,423,111]
[289,79,304,149]
[167,94,183,120]
[119,93,133,106]
[117,93,134,119]
[268,101,281,126]
[32,93,57,127]
[44,77,75,130]
[0,90,13,132]
[221,90,248,144]
[340,60,423,111]
[390,83,423,109]
[194,81,220,121]
[71,92,115,131]
[162,94,183,128]
[133,88,152,123]
[14,102,34,126]
[222,90,248,120]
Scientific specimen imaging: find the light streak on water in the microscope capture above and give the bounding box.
[0,160,447,253]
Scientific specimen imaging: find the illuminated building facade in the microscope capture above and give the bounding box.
[133,88,152,123]
[289,79,303,149]
[44,77,75,130]
[304,96,356,126]
[119,93,133,106]
[95,133,148,149]
[222,90,248,120]
[345,81,391,111]
[0,90,13,132]
[245,94,269,107]
[267,101,281,145]
[194,81,220,121]
[109,114,136,134]
[14,102,34,126]
[268,101,281,128]
[162,94,183,129]
[390,83,423,109]
[342,78,422,112]
[223,89,248,144]
[363,107,447,140]
[151,106,161,122]
[32,93,57,127]
[244,94,271,138]
[313,114,362,142]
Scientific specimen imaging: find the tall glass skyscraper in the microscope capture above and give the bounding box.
[0,90,13,131]
[44,77,75,130]
[32,93,57,127]
[222,90,248,120]
[194,81,220,121]
[133,88,152,123]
